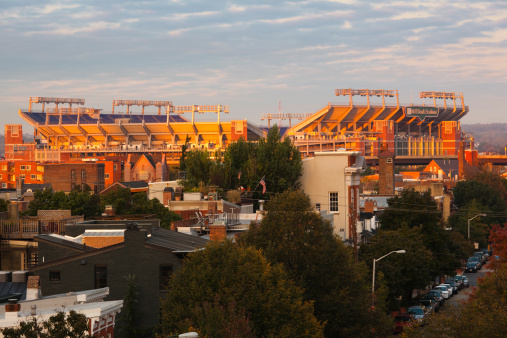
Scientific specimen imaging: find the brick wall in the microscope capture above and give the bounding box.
[44,162,105,193]
[210,225,226,241]
[83,236,124,248]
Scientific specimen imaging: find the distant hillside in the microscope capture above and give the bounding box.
[462,123,507,153]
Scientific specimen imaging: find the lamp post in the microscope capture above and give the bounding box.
[372,250,406,306]
[468,214,486,241]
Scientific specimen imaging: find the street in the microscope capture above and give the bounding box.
[440,264,490,310]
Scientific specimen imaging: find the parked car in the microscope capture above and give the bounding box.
[445,280,459,294]
[393,314,416,335]
[419,298,439,313]
[439,283,454,297]
[434,285,450,299]
[426,290,445,306]
[453,275,464,289]
[408,305,426,323]
[468,257,481,270]
[466,261,478,273]
[473,252,486,264]
[462,275,470,287]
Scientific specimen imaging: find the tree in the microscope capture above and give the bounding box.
[24,189,100,218]
[379,188,465,278]
[99,188,180,229]
[160,240,324,338]
[1,310,91,337]
[256,126,303,195]
[239,190,392,337]
[0,198,9,212]
[117,275,140,338]
[359,226,434,306]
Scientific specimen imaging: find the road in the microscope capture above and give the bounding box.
[441,264,490,310]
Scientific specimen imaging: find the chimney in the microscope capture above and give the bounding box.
[104,205,115,216]
[458,141,465,179]
[209,223,227,241]
[5,299,20,320]
[7,203,19,221]
[26,276,41,300]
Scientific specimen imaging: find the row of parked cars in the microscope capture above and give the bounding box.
[393,275,470,335]
[465,249,491,273]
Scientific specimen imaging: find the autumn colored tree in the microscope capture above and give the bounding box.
[240,190,392,337]
[160,240,324,338]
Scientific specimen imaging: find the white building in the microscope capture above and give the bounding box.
[300,151,365,241]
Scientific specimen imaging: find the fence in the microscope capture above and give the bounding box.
[0,216,84,239]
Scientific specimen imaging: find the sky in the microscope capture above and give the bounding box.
[1,0,506,132]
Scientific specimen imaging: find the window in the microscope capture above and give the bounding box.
[2,183,6,188]
[329,192,339,213]
[37,175,42,181]
[386,158,393,163]
[26,165,31,171]
[71,169,76,181]
[0,174,2,180]
[315,203,321,211]
[159,264,173,289]
[1,165,6,171]
[71,183,76,191]
[37,166,44,172]
[11,125,19,136]
[10,175,15,182]
[94,265,107,289]
[105,173,110,179]
[49,270,61,282]
[81,169,86,180]
[19,174,25,179]
[113,164,117,171]
[20,165,25,170]
[31,174,36,180]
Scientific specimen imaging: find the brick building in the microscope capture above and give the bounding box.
[43,162,105,193]
[31,226,208,330]
[4,125,37,162]
[0,161,44,189]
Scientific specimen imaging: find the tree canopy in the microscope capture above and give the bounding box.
[379,188,471,279]
[182,126,303,198]
[24,187,180,229]
[239,190,392,337]
[160,240,324,338]
[1,310,90,338]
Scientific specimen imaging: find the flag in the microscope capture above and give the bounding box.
[238,171,241,180]
[259,176,266,194]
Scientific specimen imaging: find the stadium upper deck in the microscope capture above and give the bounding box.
[19,97,265,157]
[284,89,471,160]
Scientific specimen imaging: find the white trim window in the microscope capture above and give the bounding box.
[329,192,339,213]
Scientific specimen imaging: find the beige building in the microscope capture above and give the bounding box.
[300,151,365,242]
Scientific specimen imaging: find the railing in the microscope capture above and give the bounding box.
[0,216,84,239]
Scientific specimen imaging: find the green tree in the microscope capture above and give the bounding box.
[359,226,434,306]
[99,188,180,229]
[240,190,392,337]
[117,275,140,338]
[24,189,99,218]
[0,198,9,212]
[256,126,302,195]
[160,240,324,338]
[379,188,464,278]
[1,310,91,338]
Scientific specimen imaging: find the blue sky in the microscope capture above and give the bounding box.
[1,0,506,131]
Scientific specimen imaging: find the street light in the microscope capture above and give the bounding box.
[372,250,406,306]
[468,214,486,240]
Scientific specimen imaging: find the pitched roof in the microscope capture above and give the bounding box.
[121,181,149,189]
[147,227,208,251]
